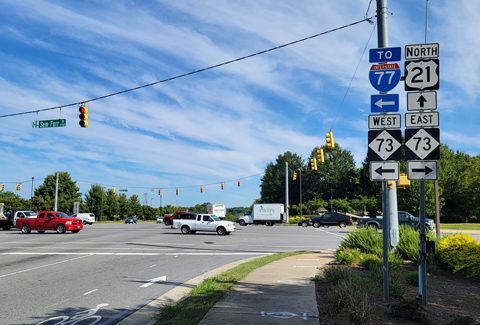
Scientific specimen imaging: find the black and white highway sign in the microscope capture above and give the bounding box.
[370,161,400,181]
[407,91,437,111]
[405,43,439,60]
[407,161,438,180]
[405,111,439,128]
[368,130,402,161]
[368,114,401,129]
[405,59,439,91]
[405,128,440,160]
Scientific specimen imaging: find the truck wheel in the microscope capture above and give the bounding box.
[239,220,246,226]
[181,226,190,234]
[313,221,320,228]
[21,224,31,234]
[2,226,11,231]
[339,222,347,228]
[56,224,66,234]
[164,220,171,226]
[265,221,273,227]
[217,227,227,235]
[37,230,45,234]
[302,221,308,228]
[83,221,87,225]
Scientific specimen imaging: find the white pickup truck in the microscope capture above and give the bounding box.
[172,213,235,235]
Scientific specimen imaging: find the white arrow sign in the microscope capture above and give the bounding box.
[407,91,437,111]
[375,99,395,108]
[370,161,400,181]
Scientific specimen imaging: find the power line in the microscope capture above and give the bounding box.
[0,17,373,119]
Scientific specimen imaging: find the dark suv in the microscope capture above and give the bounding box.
[300,212,352,228]
[164,212,196,227]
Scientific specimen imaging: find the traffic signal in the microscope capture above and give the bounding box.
[15,183,21,190]
[397,173,411,189]
[79,104,88,128]
[326,130,334,149]
[221,183,224,190]
[293,172,297,180]
[0,183,3,191]
[201,186,203,193]
[387,180,393,189]
[176,188,179,195]
[113,187,116,194]
[310,158,317,170]
[317,148,325,163]
[238,180,240,187]
[158,189,161,195]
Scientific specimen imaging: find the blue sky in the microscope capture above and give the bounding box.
[0,0,478,209]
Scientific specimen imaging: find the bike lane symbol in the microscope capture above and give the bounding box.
[36,303,108,325]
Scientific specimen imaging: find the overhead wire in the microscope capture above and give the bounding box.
[0,17,373,119]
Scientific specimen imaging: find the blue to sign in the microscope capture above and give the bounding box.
[371,94,399,113]
[369,63,401,93]
[369,47,401,63]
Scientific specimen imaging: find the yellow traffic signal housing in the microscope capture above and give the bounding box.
[200,186,203,193]
[293,172,297,180]
[238,180,240,187]
[326,130,334,149]
[397,173,411,189]
[15,183,21,190]
[387,180,393,189]
[310,158,317,170]
[221,183,224,190]
[79,104,88,128]
[176,188,179,195]
[113,187,116,194]
[317,148,325,163]
[0,183,3,191]
[158,189,162,195]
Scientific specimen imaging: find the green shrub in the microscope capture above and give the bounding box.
[340,227,383,255]
[438,234,480,279]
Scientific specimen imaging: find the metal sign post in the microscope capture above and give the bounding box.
[418,181,428,305]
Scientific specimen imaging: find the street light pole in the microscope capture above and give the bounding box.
[100,187,106,222]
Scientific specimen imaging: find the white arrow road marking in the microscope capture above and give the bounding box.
[375,99,395,108]
[140,275,166,288]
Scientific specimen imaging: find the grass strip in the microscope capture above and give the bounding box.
[154,251,312,325]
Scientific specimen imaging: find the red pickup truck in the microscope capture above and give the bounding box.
[16,211,83,234]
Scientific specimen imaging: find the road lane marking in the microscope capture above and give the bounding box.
[1,252,269,256]
[83,289,98,295]
[140,275,166,288]
[150,264,156,267]
[0,255,92,278]
[314,228,344,237]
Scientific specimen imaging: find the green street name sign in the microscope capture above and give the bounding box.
[119,189,128,192]
[32,119,66,129]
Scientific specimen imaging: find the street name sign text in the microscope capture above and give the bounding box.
[31,119,67,129]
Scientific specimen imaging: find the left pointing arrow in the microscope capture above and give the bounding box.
[375,167,395,175]
[375,99,395,108]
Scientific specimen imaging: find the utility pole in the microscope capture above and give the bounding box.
[54,172,59,211]
[377,0,390,302]
[30,177,34,210]
[285,162,289,224]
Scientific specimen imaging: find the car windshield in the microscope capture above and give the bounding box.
[211,215,221,221]
[25,211,37,217]
[54,212,70,218]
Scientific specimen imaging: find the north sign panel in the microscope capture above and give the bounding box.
[407,161,438,180]
[370,161,400,181]
[368,130,402,161]
[405,43,439,60]
[405,128,440,160]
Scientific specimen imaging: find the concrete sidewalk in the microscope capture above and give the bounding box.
[117,250,336,325]
[199,251,335,324]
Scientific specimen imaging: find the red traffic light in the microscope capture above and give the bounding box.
[79,105,88,127]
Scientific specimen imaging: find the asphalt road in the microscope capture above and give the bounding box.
[0,223,347,325]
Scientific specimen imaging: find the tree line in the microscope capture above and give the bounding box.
[259,143,479,223]
[0,173,249,221]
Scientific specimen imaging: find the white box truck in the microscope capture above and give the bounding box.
[237,203,285,226]
[207,203,226,219]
